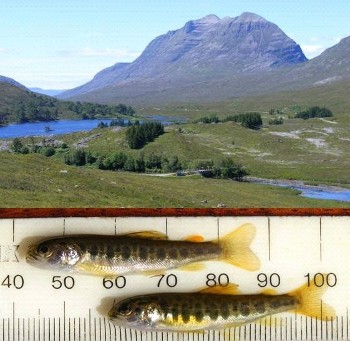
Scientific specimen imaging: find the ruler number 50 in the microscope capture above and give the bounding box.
[52,276,75,289]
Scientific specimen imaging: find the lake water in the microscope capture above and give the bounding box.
[0,115,184,139]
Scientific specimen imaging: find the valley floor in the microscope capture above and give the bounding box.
[0,153,349,208]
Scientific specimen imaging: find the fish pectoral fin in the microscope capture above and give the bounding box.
[75,263,117,277]
[198,283,239,295]
[177,262,206,272]
[124,231,168,240]
[184,235,205,243]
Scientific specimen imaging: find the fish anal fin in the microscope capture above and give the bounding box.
[125,231,168,240]
[199,283,239,295]
[145,270,167,276]
[184,235,204,243]
[289,279,336,321]
[178,262,205,272]
[262,288,277,296]
[219,223,260,271]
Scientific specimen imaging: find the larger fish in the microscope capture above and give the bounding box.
[108,282,335,331]
[26,223,259,275]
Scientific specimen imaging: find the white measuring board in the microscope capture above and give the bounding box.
[0,215,349,341]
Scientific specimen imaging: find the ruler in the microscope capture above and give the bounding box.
[0,215,349,341]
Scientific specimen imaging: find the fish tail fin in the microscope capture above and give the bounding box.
[219,223,260,271]
[290,280,336,320]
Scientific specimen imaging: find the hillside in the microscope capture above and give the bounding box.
[59,12,307,103]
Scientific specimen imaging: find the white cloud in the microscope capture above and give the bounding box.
[301,45,326,58]
[57,47,141,61]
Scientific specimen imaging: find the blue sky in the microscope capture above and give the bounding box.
[1,0,349,89]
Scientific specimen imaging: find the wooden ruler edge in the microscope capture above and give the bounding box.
[0,207,350,218]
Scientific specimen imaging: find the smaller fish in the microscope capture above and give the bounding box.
[108,281,335,331]
[25,223,259,276]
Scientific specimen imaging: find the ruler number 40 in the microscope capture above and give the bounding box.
[1,275,24,289]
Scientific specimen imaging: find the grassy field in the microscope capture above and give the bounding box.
[0,153,349,208]
[2,81,350,207]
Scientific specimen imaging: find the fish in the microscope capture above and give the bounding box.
[108,281,336,332]
[25,223,259,276]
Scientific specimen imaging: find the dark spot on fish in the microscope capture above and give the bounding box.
[179,248,189,258]
[106,245,114,259]
[221,302,230,319]
[194,247,204,256]
[156,248,166,260]
[269,299,281,309]
[138,246,147,260]
[181,303,190,323]
[172,303,179,321]
[134,307,142,315]
[194,303,204,322]
[168,248,178,259]
[254,301,266,314]
[209,304,219,320]
[240,302,250,316]
[122,245,131,259]
[90,245,98,258]
[231,303,238,312]
[78,243,86,253]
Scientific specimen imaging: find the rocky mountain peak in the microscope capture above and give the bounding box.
[235,12,267,23]
[59,12,308,100]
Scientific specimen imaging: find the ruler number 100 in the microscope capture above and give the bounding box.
[305,273,337,287]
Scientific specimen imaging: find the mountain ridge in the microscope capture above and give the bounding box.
[59,12,307,101]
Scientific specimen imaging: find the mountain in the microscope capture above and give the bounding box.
[59,12,307,103]
[30,88,66,96]
[0,76,28,91]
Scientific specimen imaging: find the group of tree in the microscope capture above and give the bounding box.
[195,112,263,129]
[64,150,182,173]
[14,100,59,123]
[66,102,135,119]
[294,106,333,119]
[125,121,165,149]
[63,148,247,180]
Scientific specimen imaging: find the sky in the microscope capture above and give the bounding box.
[0,0,349,89]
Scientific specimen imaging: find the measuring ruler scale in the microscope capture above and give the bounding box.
[0,215,349,341]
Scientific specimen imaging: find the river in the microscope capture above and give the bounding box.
[247,177,350,203]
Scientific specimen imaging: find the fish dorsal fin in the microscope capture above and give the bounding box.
[184,235,204,243]
[199,283,239,295]
[124,231,168,240]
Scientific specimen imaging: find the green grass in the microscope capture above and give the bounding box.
[0,152,349,208]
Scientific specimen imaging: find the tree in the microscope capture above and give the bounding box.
[11,138,23,153]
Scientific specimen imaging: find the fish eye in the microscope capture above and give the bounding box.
[37,244,51,256]
[118,303,132,316]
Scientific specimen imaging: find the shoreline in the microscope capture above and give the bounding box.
[245,176,350,193]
